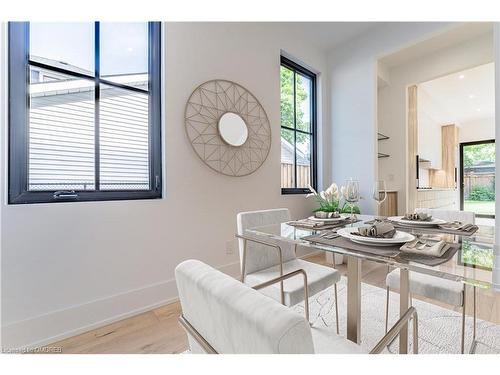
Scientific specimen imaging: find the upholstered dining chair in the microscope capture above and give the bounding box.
[385,208,477,353]
[236,209,341,332]
[176,259,419,354]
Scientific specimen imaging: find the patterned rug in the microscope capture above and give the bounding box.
[293,277,500,354]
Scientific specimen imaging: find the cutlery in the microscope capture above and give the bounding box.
[416,241,429,250]
[319,231,339,239]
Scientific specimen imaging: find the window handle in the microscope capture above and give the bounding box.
[53,190,78,200]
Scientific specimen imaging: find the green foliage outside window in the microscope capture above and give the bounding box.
[280,66,309,144]
[469,185,495,201]
[463,143,495,168]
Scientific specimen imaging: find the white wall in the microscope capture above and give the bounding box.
[377,32,493,213]
[459,117,495,142]
[0,22,329,347]
[417,88,449,170]
[328,22,453,215]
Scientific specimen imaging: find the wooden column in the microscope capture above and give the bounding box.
[407,85,418,213]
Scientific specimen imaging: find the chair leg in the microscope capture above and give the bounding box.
[461,287,466,354]
[473,286,476,341]
[385,286,390,334]
[469,286,477,354]
[240,238,247,283]
[334,283,339,334]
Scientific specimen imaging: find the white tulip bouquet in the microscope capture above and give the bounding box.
[307,183,361,214]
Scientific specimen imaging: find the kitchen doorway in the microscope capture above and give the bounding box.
[460,140,495,218]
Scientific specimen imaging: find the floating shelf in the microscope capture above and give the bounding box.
[377,132,390,141]
[378,152,390,159]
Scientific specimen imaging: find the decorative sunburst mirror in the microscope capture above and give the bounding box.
[184,80,271,177]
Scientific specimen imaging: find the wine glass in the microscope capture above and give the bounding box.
[373,180,387,218]
[345,179,360,221]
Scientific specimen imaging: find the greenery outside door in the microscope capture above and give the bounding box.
[460,140,495,218]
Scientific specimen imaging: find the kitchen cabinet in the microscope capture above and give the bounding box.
[429,125,458,189]
[378,191,398,217]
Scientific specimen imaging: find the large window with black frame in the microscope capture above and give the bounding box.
[280,56,317,194]
[8,22,162,204]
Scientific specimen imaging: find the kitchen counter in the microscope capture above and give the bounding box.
[417,188,457,192]
[416,188,458,210]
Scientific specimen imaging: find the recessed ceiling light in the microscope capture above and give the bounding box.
[127,47,133,52]
[459,74,465,80]
[476,108,481,112]
[469,94,476,99]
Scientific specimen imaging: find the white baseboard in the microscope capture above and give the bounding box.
[1,260,240,349]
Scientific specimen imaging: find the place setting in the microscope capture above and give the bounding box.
[387,212,479,236]
[286,212,358,230]
[287,181,361,230]
[303,219,460,264]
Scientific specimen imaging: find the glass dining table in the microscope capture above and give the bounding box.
[240,214,499,354]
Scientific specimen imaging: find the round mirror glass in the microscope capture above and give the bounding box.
[218,112,248,146]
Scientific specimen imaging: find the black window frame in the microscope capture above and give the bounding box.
[8,21,162,204]
[459,139,496,219]
[280,55,317,195]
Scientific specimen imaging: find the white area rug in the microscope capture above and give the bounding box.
[293,277,500,354]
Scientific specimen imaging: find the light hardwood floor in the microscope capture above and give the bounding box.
[49,253,500,354]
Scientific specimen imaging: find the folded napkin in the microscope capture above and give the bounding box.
[403,212,432,222]
[287,219,328,229]
[400,240,450,257]
[438,221,478,232]
[354,222,396,238]
[314,211,341,219]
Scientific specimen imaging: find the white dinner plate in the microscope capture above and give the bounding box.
[308,214,347,223]
[388,216,447,227]
[337,227,415,246]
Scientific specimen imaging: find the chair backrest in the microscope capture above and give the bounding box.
[415,208,475,224]
[237,208,296,274]
[175,259,315,354]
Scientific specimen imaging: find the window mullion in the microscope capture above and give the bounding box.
[94,22,101,191]
[293,70,297,189]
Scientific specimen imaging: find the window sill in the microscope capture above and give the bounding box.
[281,188,312,195]
[8,190,162,205]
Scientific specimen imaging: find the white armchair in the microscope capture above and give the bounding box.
[237,209,341,331]
[386,209,477,353]
[175,259,418,354]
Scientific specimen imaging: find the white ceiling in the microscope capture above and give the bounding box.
[418,62,495,125]
[379,23,493,68]
[280,22,377,51]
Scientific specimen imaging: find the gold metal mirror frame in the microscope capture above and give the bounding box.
[184,79,271,177]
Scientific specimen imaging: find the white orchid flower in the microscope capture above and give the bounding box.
[306,184,318,198]
[332,190,339,200]
[326,182,338,195]
[340,185,346,199]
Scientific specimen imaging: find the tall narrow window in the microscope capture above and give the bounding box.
[280,56,317,194]
[8,22,162,204]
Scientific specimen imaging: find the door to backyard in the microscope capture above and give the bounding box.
[460,140,495,218]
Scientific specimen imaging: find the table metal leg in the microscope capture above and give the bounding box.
[399,268,410,354]
[347,255,361,344]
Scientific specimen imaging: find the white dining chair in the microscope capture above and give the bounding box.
[237,208,341,333]
[176,259,419,354]
[385,208,477,353]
